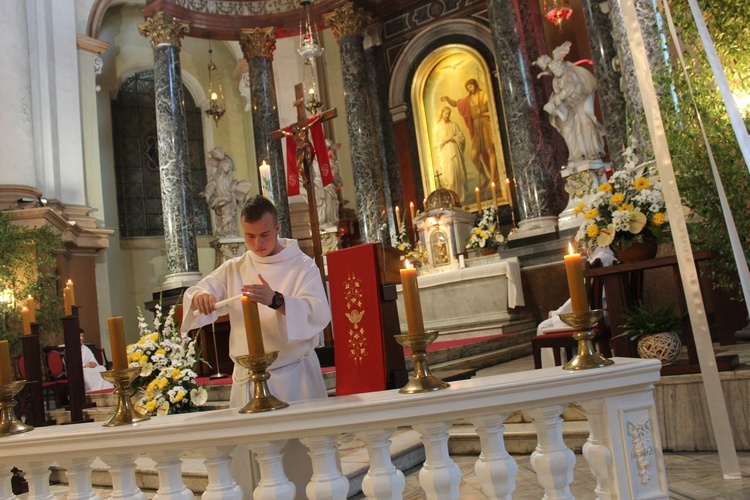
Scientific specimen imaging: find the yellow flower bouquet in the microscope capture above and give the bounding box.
[466,208,505,250]
[574,147,668,255]
[127,303,206,415]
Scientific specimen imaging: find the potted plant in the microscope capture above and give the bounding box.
[614,302,685,365]
[466,207,504,255]
[574,147,668,263]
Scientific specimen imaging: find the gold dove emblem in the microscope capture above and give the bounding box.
[345,309,365,329]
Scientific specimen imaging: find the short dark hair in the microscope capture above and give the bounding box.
[241,195,278,223]
[465,78,480,90]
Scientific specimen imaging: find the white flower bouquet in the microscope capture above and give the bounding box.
[127,303,207,415]
[466,207,504,250]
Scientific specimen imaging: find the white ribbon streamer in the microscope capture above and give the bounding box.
[617,0,740,479]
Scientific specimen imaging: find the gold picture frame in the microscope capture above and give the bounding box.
[411,44,508,213]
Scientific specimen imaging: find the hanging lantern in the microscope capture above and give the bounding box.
[545,0,574,28]
[205,40,225,126]
[298,0,324,115]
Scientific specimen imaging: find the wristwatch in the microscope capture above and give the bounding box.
[269,291,285,310]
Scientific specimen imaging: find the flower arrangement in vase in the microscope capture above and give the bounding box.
[574,147,668,262]
[127,303,207,415]
[466,207,504,254]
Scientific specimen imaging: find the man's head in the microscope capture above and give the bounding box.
[241,195,283,257]
[465,79,480,94]
[439,106,452,122]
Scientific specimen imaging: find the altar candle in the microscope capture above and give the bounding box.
[0,340,11,385]
[409,202,416,224]
[491,182,498,212]
[475,187,482,212]
[259,160,271,199]
[26,296,36,323]
[107,316,128,371]
[395,206,401,233]
[66,279,76,305]
[505,178,514,209]
[564,243,588,313]
[63,286,73,316]
[400,260,425,335]
[21,306,31,335]
[241,296,265,356]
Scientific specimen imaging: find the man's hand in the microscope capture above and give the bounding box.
[84,361,97,368]
[192,291,217,315]
[242,274,275,307]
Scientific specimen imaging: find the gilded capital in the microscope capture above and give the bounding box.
[239,27,277,61]
[138,11,190,49]
[323,3,373,43]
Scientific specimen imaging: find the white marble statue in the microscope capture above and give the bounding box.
[201,147,252,238]
[313,139,343,230]
[535,42,606,163]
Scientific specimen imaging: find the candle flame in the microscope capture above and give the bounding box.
[405,259,412,269]
[22,306,28,312]
[505,177,510,185]
[568,242,575,255]
[475,187,480,192]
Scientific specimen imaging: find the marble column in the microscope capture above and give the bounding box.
[324,3,387,244]
[487,0,558,237]
[365,26,403,244]
[138,12,201,289]
[239,27,292,238]
[0,1,35,188]
[582,0,630,169]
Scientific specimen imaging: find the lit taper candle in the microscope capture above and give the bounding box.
[400,260,425,335]
[564,243,588,313]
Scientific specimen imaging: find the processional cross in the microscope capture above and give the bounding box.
[270,83,337,344]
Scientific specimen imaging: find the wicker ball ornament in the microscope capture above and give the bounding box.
[637,332,682,365]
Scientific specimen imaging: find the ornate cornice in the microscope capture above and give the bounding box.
[323,3,373,43]
[238,27,277,61]
[76,34,109,55]
[138,11,190,49]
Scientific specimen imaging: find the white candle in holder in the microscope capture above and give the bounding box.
[259,160,272,201]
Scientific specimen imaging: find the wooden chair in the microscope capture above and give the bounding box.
[531,262,612,369]
[44,350,69,408]
[16,354,61,410]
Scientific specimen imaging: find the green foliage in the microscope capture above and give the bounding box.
[657,0,750,293]
[614,302,685,342]
[0,212,64,354]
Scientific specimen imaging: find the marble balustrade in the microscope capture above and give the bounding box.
[0,358,669,500]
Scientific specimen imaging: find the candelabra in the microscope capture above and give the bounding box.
[558,309,614,370]
[235,352,289,413]
[100,367,150,427]
[394,331,449,394]
[0,381,34,437]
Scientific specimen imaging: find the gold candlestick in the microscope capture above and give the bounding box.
[394,331,449,394]
[100,367,150,427]
[0,381,34,437]
[558,310,614,370]
[235,352,289,413]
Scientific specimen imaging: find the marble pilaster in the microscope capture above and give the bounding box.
[365,27,403,245]
[487,0,557,235]
[324,3,387,244]
[138,12,201,288]
[0,1,35,187]
[239,27,291,238]
[581,0,629,168]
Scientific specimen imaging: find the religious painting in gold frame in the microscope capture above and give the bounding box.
[411,44,508,213]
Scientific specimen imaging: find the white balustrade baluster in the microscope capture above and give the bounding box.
[360,428,405,500]
[528,405,576,500]
[248,440,295,500]
[149,450,194,499]
[100,454,147,500]
[57,456,102,500]
[470,413,518,499]
[580,399,614,499]
[413,421,462,500]
[0,466,19,500]
[16,461,53,500]
[198,445,243,500]
[300,435,349,500]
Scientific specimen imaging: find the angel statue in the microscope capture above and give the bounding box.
[201,147,252,238]
[534,41,606,163]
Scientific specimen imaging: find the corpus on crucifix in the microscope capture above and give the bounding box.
[270,82,337,345]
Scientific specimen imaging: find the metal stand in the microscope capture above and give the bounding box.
[209,323,229,379]
[394,331,449,394]
[0,381,34,437]
[235,352,288,413]
[559,309,615,370]
[100,367,150,427]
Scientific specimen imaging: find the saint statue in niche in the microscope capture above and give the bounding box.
[535,41,606,163]
[201,147,252,238]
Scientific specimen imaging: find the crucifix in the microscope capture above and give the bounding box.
[270,83,337,345]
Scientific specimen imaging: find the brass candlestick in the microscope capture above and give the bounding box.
[559,309,615,370]
[100,367,150,427]
[235,352,289,413]
[0,381,34,437]
[394,331,449,394]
